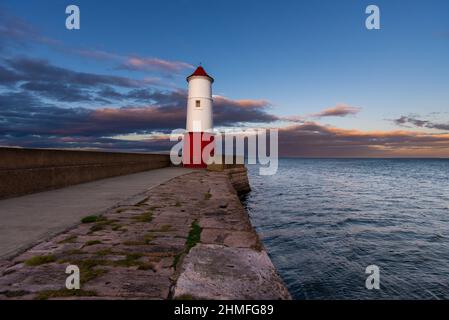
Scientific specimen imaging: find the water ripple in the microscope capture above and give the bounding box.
[243,159,449,299]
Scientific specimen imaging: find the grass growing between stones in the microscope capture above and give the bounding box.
[89,224,105,233]
[25,255,56,266]
[1,290,29,298]
[172,253,183,269]
[84,240,102,247]
[57,258,108,284]
[137,263,155,271]
[152,225,172,232]
[95,249,114,256]
[123,240,146,246]
[35,289,97,300]
[111,253,155,270]
[114,253,143,267]
[132,211,153,223]
[81,215,102,223]
[204,190,212,200]
[62,253,154,276]
[173,220,203,270]
[123,233,153,246]
[78,260,108,284]
[63,249,84,256]
[111,223,125,231]
[87,217,118,233]
[144,233,154,244]
[58,235,77,244]
[186,220,202,251]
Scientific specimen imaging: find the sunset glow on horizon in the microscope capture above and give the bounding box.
[1,0,448,157]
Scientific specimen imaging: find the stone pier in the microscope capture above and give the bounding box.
[0,168,291,300]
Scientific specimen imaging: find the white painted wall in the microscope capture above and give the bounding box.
[186,76,213,132]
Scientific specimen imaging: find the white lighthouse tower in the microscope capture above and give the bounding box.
[183,66,215,168]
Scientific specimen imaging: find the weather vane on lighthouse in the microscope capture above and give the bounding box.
[183,65,215,168]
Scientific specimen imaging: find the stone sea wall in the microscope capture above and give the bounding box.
[0,168,291,300]
[0,147,171,200]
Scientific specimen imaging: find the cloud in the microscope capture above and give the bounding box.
[2,90,448,157]
[0,64,21,84]
[120,57,193,73]
[4,114,449,157]
[20,82,94,102]
[0,9,192,77]
[0,135,174,153]
[394,116,449,131]
[0,9,38,49]
[4,57,144,88]
[0,57,169,103]
[0,91,182,138]
[0,54,278,143]
[213,96,278,125]
[311,104,361,118]
[278,122,449,157]
[2,9,446,157]
[282,104,361,123]
[0,87,278,140]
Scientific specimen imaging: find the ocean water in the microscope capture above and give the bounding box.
[243,159,449,299]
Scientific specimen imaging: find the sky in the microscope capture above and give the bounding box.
[1,0,449,157]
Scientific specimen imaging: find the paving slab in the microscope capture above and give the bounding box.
[0,169,291,300]
[0,167,195,259]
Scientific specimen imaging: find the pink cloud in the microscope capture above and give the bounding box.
[121,57,193,73]
[283,104,361,124]
[311,104,361,118]
[278,122,449,157]
[213,95,270,109]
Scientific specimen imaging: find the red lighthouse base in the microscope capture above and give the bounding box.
[183,132,215,168]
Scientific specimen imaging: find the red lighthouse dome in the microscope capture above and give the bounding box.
[187,66,214,83]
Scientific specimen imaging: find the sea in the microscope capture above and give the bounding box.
[243,158,449,299]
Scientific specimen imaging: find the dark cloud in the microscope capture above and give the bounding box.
[2,91,449,156]
[4,57,143,88]
[214,96,278,125]
[0,91,179,137]
[0,88,277,141]
[0,64,21,84]
[0,57,165,104]
[278,122,449,157]
[0,9,342,154]
[0,135,174,153]
[0,92,91,137]
[20,82,94,102]
[95,86,127,101]
[394,116,449,131]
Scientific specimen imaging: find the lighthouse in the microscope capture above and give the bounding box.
[183,66,215,168]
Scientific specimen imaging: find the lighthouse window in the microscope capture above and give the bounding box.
[196,100,201,108]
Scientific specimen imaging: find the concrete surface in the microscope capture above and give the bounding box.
[0,167,195,259]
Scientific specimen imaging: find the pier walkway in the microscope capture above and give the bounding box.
[0,167,195,259]
[0,169,290,300]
